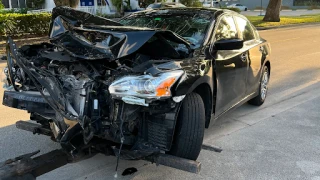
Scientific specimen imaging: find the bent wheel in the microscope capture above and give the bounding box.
[168,92,205,160]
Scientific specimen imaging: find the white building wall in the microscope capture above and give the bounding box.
[44,0,55,9]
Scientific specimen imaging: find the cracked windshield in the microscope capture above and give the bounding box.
[120,13,212,48]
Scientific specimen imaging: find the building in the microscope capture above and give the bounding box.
[44,0,141,14]
[2,0,26,8]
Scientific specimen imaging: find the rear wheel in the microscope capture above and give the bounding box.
[248,66,269,106]
[168,92,205,160]
[245,8,248,11]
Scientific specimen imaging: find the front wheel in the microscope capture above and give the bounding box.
[168,93,205,160]
[248,66,269,106]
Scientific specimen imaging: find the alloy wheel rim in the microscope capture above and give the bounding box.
[260,71,269,100]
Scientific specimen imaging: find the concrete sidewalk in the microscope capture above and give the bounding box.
[38,83,320,180]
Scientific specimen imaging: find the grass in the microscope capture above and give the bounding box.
[247,14,320,27]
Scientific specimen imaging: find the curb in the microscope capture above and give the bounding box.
[256,22,320,30]
[248,9,313,12]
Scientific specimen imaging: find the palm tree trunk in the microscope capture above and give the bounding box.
[263,0,282,22]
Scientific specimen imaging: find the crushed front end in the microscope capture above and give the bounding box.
[2,7,192,160]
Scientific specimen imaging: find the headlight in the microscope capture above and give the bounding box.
[109,70,184,99]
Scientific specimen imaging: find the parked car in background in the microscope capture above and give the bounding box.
[146,2,186,9]
[227,3,248,11]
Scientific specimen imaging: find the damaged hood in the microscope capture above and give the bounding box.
[49,7,191,60]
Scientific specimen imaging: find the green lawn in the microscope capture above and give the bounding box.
[247,14,320,27]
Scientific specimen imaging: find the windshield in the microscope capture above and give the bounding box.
[119,13,212,48]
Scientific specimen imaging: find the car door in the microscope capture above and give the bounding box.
[233,15,264,96]
[236,4,244,11]
[211,15,249,116]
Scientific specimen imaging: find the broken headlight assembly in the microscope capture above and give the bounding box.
[109,70,184,99]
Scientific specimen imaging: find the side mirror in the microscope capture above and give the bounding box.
[214,39,244,50]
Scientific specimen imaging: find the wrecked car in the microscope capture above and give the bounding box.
[2,6,271,173]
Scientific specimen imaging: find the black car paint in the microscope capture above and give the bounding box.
[144,9,271,124]
[3,7,270,160]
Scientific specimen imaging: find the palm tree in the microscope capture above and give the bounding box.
[54,0,80,8]
[263,0,282,22]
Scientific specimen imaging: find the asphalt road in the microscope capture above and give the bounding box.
[0,24,320,180]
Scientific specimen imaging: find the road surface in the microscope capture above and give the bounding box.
[241,9,320,16]
[0,24,320,180]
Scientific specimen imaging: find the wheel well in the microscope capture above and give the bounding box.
[193,83,213,128]
[265,61,271,75]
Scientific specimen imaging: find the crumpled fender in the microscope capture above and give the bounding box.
[173,59,214,96]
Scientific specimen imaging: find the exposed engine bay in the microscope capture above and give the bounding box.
[3,7,193,159]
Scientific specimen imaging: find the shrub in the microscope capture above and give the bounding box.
[221,7,241,13]
[0,8,29,14]
[54,0,79,8]
[0,13,51,36]
[309,5,320,9]
[180,0,202,7]
[191,0,202,7]
[26,0,45,9]
[111,0,122,13]
[0,2,4,10]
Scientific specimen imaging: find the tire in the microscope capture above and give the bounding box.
[168,92,205,160]
[248,66,269,106]
[245,8,248,11]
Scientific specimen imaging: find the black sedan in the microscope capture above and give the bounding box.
[2,7,270,173]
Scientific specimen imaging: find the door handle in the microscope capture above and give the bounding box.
[240,53,247,62]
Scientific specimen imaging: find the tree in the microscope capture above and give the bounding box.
[0,2,4,9]
[54,0,80,8]
[180,0,202,7]
[26,0,45,9]
[263,0,282,22]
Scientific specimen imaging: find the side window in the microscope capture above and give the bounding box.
[214,16,238,41]
[234,16,255,41]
